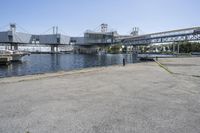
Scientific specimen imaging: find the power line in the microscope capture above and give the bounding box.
[59,28,70,36]
[16,24,30,34]
[93,24,101,32]
[0,24,9,31]
[139,29,146,35]
[41,27,54,34]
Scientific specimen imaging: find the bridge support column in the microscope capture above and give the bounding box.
[51,45,55,53]
[163,46,166,52]
[166,45,170,52]
[56,45,58,53]
[14,45,18,50]
[51,45,59,53]
[10,44,14,50]
[5,45,9,50]
[173,44,176,54]
[10,44,18,50]
[177,43,180,54]
[132,45,139,55]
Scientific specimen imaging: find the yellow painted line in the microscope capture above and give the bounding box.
[154,59,173,74]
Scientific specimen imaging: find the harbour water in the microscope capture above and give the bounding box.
[0,54,138,78]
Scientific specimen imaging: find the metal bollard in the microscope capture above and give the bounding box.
[123,58,126,66]
[156,56,158,61]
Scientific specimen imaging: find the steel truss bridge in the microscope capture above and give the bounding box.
[120,27,200,46]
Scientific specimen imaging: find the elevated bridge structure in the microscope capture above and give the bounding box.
[120,27,200,46]
[0,24,70,52]
[1,23,200,54]
[72,26,200,54]
[71,23,118,47]
[71,32,116,46]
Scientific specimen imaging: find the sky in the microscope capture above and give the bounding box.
[0,0,199,36]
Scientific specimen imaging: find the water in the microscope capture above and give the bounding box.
[0,54,138,78]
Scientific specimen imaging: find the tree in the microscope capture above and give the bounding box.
[177,41,200,53]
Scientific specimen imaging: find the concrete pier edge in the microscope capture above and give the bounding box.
[0,64,126,84]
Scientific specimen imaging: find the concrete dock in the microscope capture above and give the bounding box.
[0,57,200,133]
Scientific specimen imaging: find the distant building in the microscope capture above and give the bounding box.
[70,23,119,46]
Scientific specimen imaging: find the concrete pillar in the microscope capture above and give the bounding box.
[126,46,128,54]
[142,46,145,53]
[155,47,159,53]
[5,45,9,50]
[132,45,137,54]
[14,44,18,50]
[9,44,18,50]
[173,44,175,54]
[51,45,59,53]
[55,45,59,52]
[131,46,134,52]
[133,46,135,52]
[51,45,55,53]
[177,43,180,54]
[163,46,166,52]
[167,45,170,52]
[10,44,13,50]
[137,46,139,54]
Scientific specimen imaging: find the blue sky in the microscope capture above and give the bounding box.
[0,0,199,36]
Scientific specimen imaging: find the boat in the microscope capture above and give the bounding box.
[0,50,30,65]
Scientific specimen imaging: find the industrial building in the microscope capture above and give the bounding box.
[0,24,71,53]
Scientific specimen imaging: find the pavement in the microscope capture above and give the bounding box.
[0,57,200,133]
[158,57,200,77]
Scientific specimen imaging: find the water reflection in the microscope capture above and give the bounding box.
[0,54,138,78]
